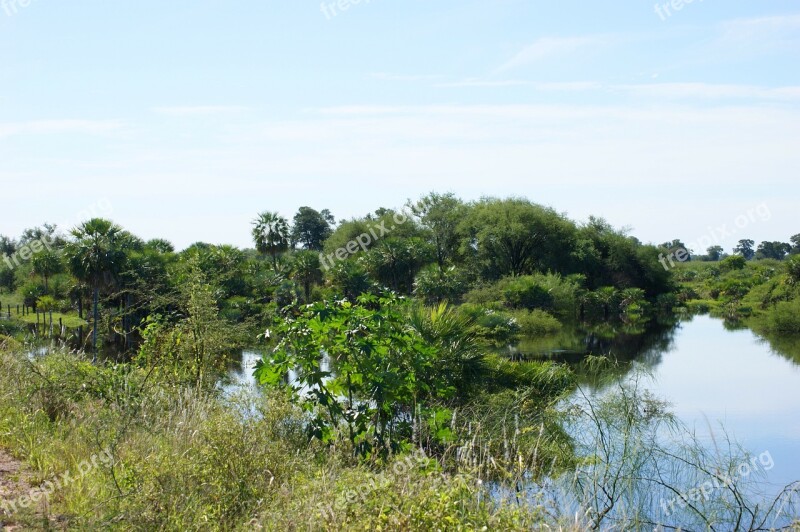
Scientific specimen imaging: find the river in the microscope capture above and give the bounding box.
[226,313,800,506]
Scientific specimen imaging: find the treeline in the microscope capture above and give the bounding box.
[659,237,800,263]
[0,193,677,352]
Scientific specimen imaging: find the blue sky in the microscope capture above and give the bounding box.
[1,0,798,251]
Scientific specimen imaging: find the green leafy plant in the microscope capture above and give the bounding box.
[255,293,450,457]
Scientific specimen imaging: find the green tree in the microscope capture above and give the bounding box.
[291,207,333,251]
[706,245,724,262]
[365,237,431,293]
[65,219,128,354]
[408,192,464,272]
[0,235,16,256]
[790,234,800,254]
[460,198,575,278]
[30,250,63,293]
[145,238,175,253]
[252,211,290,267]
[756,241,792,260]
[733,239,755,260]
[291,250,323,301]
[660,239,691,261]
[19,223,60,246]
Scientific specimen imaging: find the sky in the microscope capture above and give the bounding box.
[1,0,798,252]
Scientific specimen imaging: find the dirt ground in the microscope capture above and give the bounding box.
[0,448,28,531]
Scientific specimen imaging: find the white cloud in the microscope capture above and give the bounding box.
[153,106,250,116]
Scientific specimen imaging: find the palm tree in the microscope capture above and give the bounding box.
[65,219,127,356]
[595,286,619,320]
[30,250,63,293]
[252,212,290,267]
[407,302,484,396]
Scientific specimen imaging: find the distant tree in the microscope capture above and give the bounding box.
[733,239,755,260]
[0,235,16,256]
[291,207,333,251]
[31,251,63,293]
[706,246,724,262]
[320,209,336,226]
[65,219,128,354]
[756,241,792,261]
[19,223,60,246]
[252,212,290,266]
[145,238,175,254]
[408,192,465,272]
[660,239,691,261]
[790,234,800,254]
[460,198,575,278]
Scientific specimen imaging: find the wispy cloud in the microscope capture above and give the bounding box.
[370,73,443,82]
[617,82,800,101]
[153,106,250,116]
[714,14,800,54]
[436,79,603,91]
[0,120,123,138]
[494,36,600,74]
[436,78,800,102]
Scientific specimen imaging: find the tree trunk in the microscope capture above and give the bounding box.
[92,285,99,359]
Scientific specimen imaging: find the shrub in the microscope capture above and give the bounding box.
[767,299,800,334]
[501,276,553,310]
[458,304,519,342]
[509,309,562,335]
[720,255,747,272]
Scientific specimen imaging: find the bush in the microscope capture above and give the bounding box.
[501,277,553,310]
[458,304,519,342]
[464,273,579,316]
[509,309,562,335]
[767,299,800,334]
[720,255,747,272]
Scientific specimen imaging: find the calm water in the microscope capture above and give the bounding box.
[622,314,800,491]
[226,314,800,490]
